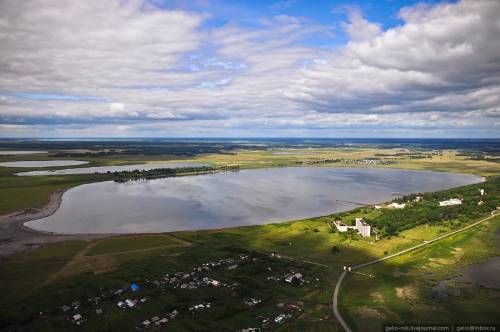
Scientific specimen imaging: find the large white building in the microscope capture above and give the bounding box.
[355,218,371,237]
[439,198,462,206]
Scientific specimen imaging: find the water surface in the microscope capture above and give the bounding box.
[0,150,48,155]
[16,162,207,175]
[454,256,500,288]
[26,167,482,234]
[0,160,88,168]
[433,256,500,301]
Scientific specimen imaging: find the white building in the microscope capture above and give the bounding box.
[479,189,486,196]
[439,198,462,206]
[387,202,406,209]
[333,220,349,232]
[414,196,423,202]
[355,218,371,237]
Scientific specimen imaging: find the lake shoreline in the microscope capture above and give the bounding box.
[0,167,485,259]
[0,189,110,259]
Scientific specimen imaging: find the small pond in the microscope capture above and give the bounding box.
[433,256,500,301]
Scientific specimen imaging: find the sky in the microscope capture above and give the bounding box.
[0,0,499,138]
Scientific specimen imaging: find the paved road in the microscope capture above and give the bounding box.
[332,210,499,332]
[333,270,352,332]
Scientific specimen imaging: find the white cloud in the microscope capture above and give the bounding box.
[0,0,499,137]
[341,7,382,41]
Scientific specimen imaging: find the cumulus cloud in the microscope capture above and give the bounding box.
[341,7,382,41]
[0,0,499,137]
[292,0,500,121]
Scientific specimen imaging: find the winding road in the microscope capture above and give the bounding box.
[332,210,499,332]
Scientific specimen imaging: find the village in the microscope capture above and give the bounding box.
[42,251,322,331]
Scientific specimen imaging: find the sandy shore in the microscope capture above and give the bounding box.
[0,189,108,259]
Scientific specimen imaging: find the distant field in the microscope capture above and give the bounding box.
[193,148,500,176]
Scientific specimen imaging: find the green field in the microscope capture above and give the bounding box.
[340,216,500,331]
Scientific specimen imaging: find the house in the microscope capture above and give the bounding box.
[189,302,211,311]
[285,273,303,283]
[439,198,462,206]
[374,205,382,209]
[387,202,406,209]
[167,310,179,319]
[72,314,83,325]
[156,318,168,325]
[274,314,291,324]
[355,218,371,237]
[125,299,136,308]
[245,298,262,306]
[414,196,423,202]
[480,189,486,196]
[478,200,485,206]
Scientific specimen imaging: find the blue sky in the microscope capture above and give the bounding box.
[0,0,498,138]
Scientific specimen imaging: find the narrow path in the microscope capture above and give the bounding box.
[332,210,499,332]
[254,250,330,268]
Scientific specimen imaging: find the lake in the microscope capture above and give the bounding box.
[0,150,48,155]
[16,162,207,175]
[0,160,89,168]
[25,167,482,234]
